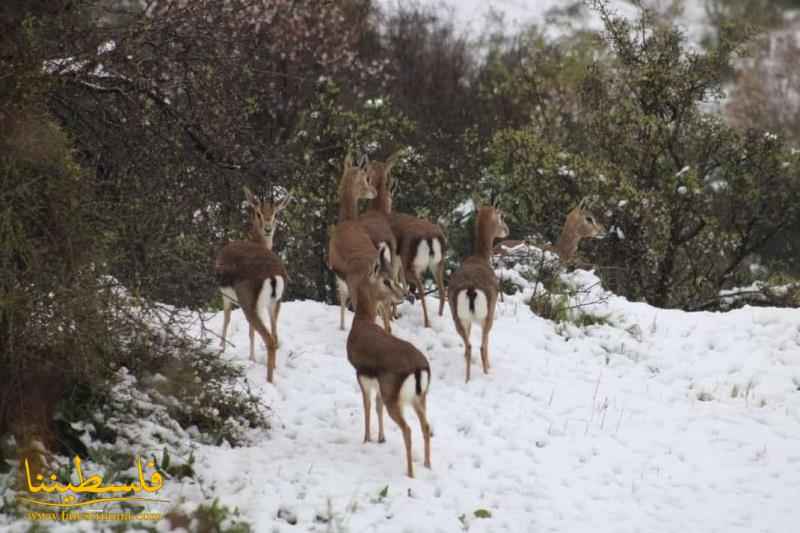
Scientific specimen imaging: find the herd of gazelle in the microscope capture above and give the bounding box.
[214,151,605,477]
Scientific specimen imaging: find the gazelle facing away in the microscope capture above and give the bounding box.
[448,205,509,382]
[216,187,289,383]
[390,211,447,328]
[347,262,432,478]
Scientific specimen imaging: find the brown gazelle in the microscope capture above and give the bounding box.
[390,209,447,328]
[347,262,432,478]
[494,198,605,265]
[448,205,509,382]
[216,187,289,383]
[359,151,402,331]
[328,155,381,330]
[548,198,605,264]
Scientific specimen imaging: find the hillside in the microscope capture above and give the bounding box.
[4,261,800,531]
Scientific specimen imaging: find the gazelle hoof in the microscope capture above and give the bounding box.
[378,436,386,443]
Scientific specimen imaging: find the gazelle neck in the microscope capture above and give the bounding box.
[554,224,580,262]
[248,222,269,249]
[473,216,495,261]
[353,281,379,322]
[339,179,361,222]
[369,171,391,215]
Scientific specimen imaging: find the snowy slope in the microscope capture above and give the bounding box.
[182,267,800,532]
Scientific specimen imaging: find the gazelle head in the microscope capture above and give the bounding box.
[341,153,377,201]
[368,260,407,307]
[476,204,510,241]
[243,186,291,246]
[564,197,605,240]
[367,150,403,199]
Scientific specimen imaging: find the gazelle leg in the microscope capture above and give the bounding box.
[237,286,277,382]
[386,403,414,478]
[269,301,280,348]
[412,397,432,468]
[338,279,348,331]
[376,392,386,443]
[434,260,446,317]
[412,271,431,328]
[461,320,473,382]
[249,323,255,362]
[221,298,232,351]
[480,323,491,374]
[357,376,372,443]
[451,306,472,382]
[481,300,496,373]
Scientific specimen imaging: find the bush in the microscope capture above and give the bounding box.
[488,1,800,309]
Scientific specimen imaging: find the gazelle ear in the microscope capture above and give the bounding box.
[243,186,259,208]
[385,148,403,173]
[471,193,484,212]
[277,194,292,211]
[577,196,588,210]
[344,153,353,171]
[490,191,502,209]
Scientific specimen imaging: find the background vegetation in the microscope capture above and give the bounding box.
[1,0,799,466]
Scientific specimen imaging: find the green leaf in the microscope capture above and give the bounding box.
[378,485,388,499]
[474,509,492,519]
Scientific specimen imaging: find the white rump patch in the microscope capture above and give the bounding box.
[256,276,285,327]
[418,370,430,395]
[430,238,443,266]
[412,239,431,275]
[398,370,429,406]
[358,375,380,401]
[220,286,238,306]
[378,242,391,269]
[398,374,418,405]
[271,275,285,302]
[456,289,489,323]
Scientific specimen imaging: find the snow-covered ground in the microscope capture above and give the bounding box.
[171,267,800,532]
[4,265,799,532]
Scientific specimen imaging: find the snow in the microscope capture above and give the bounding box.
[5,263,800,532]
[183,267,799,531]
[379,0,709,42]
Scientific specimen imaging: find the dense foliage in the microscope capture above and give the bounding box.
[2,0,799,455]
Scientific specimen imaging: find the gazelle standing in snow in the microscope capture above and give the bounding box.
[215,186,289,383]
[359,151,403,331]
[328,154,382,330]
[390,198,448,328]
[347,262,432,478]
[448,204,509,382]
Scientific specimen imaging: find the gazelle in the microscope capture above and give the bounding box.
[448,205,509,382]
[347,262,432,478]
[494,198,605,265]
[548,198,605,264]
[360,151,403,331]
[328,155,381,330]
[215,187,289,383]
[390,209,447,328]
